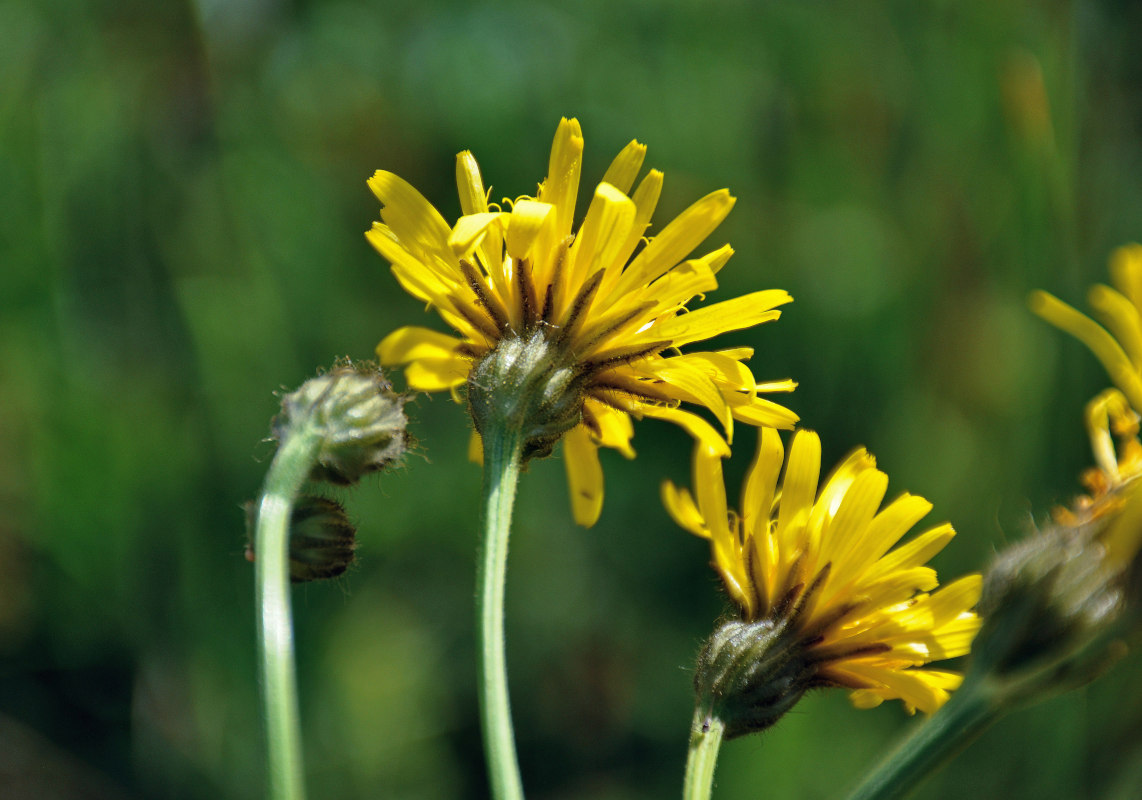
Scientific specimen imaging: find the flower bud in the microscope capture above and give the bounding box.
[974,519,1124,692]
[467,330,584,461]
[693,618,813,739]
[273,360,410,485]
[245,496,357,582]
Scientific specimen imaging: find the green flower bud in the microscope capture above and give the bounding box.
[975,519,1124,693]
[693,618,812,739]
[467,330,585,461]
[273,360,410,485]
[246,496,357,582]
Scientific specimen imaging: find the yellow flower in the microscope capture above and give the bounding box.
[368,118,797,526]
[1030,243,1142,413]
[664,429,981,721]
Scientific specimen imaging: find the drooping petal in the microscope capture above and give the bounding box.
[564,425,604,527]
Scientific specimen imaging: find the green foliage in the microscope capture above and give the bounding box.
[3,0,1142,797]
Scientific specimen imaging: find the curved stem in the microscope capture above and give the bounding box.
[683,708,725,800]
[256,427,322,800]
[477,423,526,800]
[843,677,1005,800]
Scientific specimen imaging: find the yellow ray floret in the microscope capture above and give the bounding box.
[663,429,982,713]
[1030,243,1142,412]
[369,118,797,526]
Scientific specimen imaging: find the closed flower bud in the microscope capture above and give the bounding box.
[273,360,410,485]
[975,519,1124,693]
[246,496,357,582]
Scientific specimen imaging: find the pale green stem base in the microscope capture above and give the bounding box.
[843,677,1004,800]
[256,427,322,800]
[477,424,526,800]
[683,708,726,800]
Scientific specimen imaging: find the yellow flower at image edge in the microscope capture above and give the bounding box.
[664,429,981,732]
[1030,243,1142,415]
[367,117,798,526]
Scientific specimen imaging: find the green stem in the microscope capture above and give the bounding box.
[843,676,1006,800]
[683,707,726,800]
[255,426,322,800]
[477,423,526,800]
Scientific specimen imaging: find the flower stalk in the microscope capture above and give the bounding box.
[842,674,1004,800]
[252,363,408,800]
[255,425,323,800]
[477,420,526,800]
[683,706,726,800]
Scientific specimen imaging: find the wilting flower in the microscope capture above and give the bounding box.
[664,429,980,736]
[368,118,797,526]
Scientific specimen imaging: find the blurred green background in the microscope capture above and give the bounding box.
[4,0,1142,797]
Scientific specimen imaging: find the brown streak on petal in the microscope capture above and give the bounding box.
[543,238,572,324]
[588,375,678,404]
[456,343,488,360]
[586,386,672,413]
[787,562,832,629]
[460,258,510,331]
[555,269,605,347]
[454,300,503,343]
[805,641,893,667]
[577,301,657,355]
[580,340,669,372]
[579,405,603,439]
[801,599,858,642]
[515,257,540,331]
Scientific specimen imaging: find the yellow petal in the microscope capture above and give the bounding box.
[367,170,455,263]
[600,139,647,195]
[862,522,953,584]
[730,397,800,430]
[639,259,720,316]
[449,212,504,257]
[643,360,733,438]
[403,357,470,391]
[756,378,797,393]
[615,168,665,276]
[564,425,604,527]
[1029,290,1142,410]
[367,223,456,292]
[636,405,731,457]
[1110,243,1142,308]
[377,326,463,364]
[646,289,792,348]
[819,468,890,583]
[671,350,757,395]
[456,151,489,215]
[505,200,554,261]
[618,189,736,293]
[455,151,504,276]
[1089,283,1142,369]
[583,399,636,458]
[569,182,637,292]
[741,427,784,538]
[468,431,483,463]
[776,430,822,543]
[661,481,709,538]
[538,117,584,241]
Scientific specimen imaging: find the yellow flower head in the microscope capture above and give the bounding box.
[664,429,981,724]
[368,118,798,526]
[1030,243,1142,414]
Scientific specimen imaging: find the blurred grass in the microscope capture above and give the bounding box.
[3,0,1142,797]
